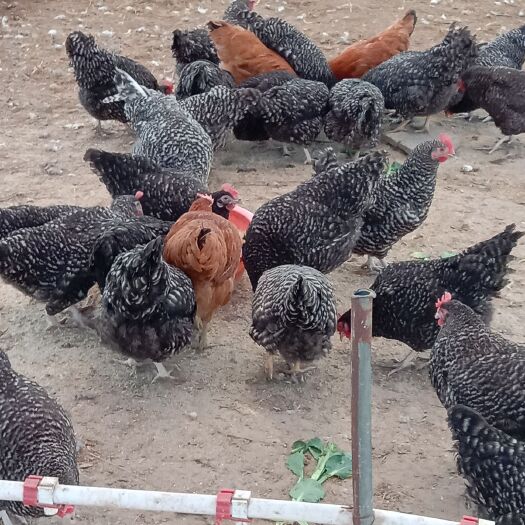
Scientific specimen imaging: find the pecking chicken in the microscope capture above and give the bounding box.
[250,265,337,382]
[353,134,455,272]
[208,20,297,85]
[456,66,525,154]
[230,8,336,86]
[338,224,523,371]
[179,85,260,150]
[66,31,172,133]
[0,204,82,239]
[363,24,477,132]
[175,60,235,99]
[431,294,525,437]
[163,196,242,350]
[329,10,418,80]
[323,79,385,158]
[0,350,79,520]
[0,195,142,317]
[243,148,385,291]
[84,148,206,222]
[103,69,213,183]
[448,405,525,522]
[97,237,196,382]
[448,24,525,114]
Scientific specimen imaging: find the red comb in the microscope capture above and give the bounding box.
[135,191,144,200]
[435,291,452,310]
[438,133,454,155]
[221,183,239,199]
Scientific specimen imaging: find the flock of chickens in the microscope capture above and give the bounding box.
[1,1,525,524]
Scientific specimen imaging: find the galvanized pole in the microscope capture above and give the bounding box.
[351,289,376,525]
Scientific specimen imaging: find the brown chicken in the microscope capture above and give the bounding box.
[208,20,297,84]
[329,10,417,80]
[163,196,242,350]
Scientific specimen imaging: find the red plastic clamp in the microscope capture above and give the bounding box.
[460,517,478,525]
[22,475,75,518]
[215,489,252,525]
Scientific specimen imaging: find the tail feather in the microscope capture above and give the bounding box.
[102,67,148,104]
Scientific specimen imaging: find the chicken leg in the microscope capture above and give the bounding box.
[361,255,387,274]
[303,147,313,165]
[284,361,317,383]
[151,362,175,383]
[191,316,208,351]
[412,115,431,134]
[489,135,513,155]
[0,511,14,525]
[264,353,274,381]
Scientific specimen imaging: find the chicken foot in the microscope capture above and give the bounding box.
[303,147,313,165]
[151,362,176,383]
[385,349,430,377]
[284,361,317,383]
[264,353,274,381]
[412,116,431,134]
[361,255,387,274]
[191,317,208,351]
[489,135,513,155]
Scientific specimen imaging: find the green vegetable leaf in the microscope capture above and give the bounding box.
[305,438,324,459]
[319,453,352,483]
[287,451,305,478]
[410,251,431,260]
[291,440,307,454]
[311,442,340,480]
[289,478,325,503]
[386,161,402,176]
[439,250,457,259]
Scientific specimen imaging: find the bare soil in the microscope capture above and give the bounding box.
[0,0,524,524]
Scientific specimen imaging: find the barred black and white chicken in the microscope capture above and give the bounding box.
[66,31,171,133]
[175,60,235,99]
[432,296,525,438]
[324,79,385,157]
[100,236,196,382]
[250,264,336,382]
[363,24,477,132]
[353,134,455,272]
[337,224,523,372]
[0,350,79,520]
[448,404,525,522]
[243,148,384,290]
[103,69,213,183]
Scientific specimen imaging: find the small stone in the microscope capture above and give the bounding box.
[48,29,57,36]
[197,6,208,14]
[54,14,66,20]
[101,30,113,37]
[136,26,146,32]
[461,164,474,173]
[188,411,198,420]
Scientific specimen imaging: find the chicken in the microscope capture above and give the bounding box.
[66,31,172,133]
[329,10,418,80]
[0,350,79,520]
[431,295,525,438]
[456,66,525,154]
[353,134,455,272]
[163,196,242,350]
[242,148,385,291]
[103,69,213,183]
[234,72,329,162]
[0,195,142,316]
[337,224,523,370]
[250,265,337,382]
[179,85,261,150]
[448,405,525,522]
[0,204,82,239]
[84,148,205,222]
[97,237,196,382]
[323,79,385,158]
[89,215,172,291]
[175,60,235,99]
[447,24,525,114]
[230,8,336,86]
[363,24,477,132]
[208,20,297,85]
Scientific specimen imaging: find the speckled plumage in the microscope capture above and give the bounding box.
[324,79,385,151]
[459,66,525,137]
[66,31,165,123]
[0,196,141,315]
[0,350,78,518]
[250,265,336,366]
[353,138,448,259]
[175,60,235,99]
[0,204,82,239]
[84,149,206,221]
[101,237,196,362]
[242,148,385,290]
[171,28,219,74]
[363,25,477,118]
[179,86,260,150]
[431,299,525,437]
[448,405,525,521]
[104,69,213,183]
[351,225,523,351]
[232,10,336,86]
[90,216,172,291]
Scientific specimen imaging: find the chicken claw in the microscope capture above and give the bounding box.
[489,135,513,155]
[151,362,175,383]
[284,361,316,383]
[361,255,387,274]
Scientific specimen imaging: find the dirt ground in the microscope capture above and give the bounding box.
[1,0,524,523]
